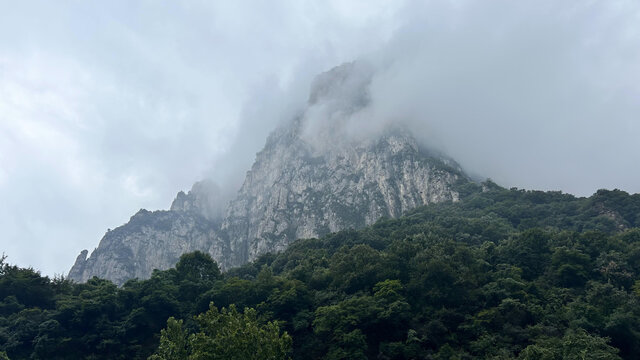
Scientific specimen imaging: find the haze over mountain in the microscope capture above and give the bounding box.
[1,1,639,276]
[68,62,468,285]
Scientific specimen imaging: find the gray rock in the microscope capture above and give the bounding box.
[170,179,227,221]
[220,124,464,269]
[68,209,226,285]
[68,62,469,285]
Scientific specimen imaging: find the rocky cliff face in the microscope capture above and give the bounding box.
[67,209,226,285]
[170,179,227,221]
[220,125,463,269]
[68,62,469,285]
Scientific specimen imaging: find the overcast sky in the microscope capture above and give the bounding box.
[1,1,639,276]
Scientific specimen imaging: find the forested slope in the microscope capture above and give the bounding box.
[2,182,640,359]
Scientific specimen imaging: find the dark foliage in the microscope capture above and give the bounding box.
[1,185,640,359]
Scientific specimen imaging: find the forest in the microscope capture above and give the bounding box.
[2,181,640,359]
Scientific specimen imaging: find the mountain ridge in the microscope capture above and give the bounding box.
[68,62,470,285]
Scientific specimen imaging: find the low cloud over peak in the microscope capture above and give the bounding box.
[1,0,639,276]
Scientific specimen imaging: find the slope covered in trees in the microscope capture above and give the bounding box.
[2,183,640,359]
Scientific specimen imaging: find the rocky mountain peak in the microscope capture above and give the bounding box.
[68,63,470,285]
[301,62,376,151]
[170,180,227,221]
[308,61,373,108]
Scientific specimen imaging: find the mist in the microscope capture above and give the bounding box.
[294,0,640,196]
[365,0,640,195]
[1,0,639,276]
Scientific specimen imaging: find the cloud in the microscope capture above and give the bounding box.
[298,0,640,195]
[0,1,405,275]
[368,0,640,194]
[1,0,639,276]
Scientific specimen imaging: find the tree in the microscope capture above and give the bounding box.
[175,251,220,282]
[148,318,189,360]
[518,329,621,360]
[149,303,292,360]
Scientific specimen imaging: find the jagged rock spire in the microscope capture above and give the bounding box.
[68,63,469,285]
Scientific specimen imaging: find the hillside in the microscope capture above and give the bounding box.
[2,185,640,359]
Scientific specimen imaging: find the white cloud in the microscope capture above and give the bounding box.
[0,0,638,276]
[0,1,403,275]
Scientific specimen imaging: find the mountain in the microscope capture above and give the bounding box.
[68,62,469,285]
[8,186,640,359]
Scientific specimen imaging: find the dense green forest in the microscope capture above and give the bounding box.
[2,182,640,359]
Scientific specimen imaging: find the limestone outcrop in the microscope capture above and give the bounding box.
[68,62,469,285]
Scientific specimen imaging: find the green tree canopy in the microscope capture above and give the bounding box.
[149,303,292,360]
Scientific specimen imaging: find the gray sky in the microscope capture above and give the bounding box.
[1,1,639,276]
